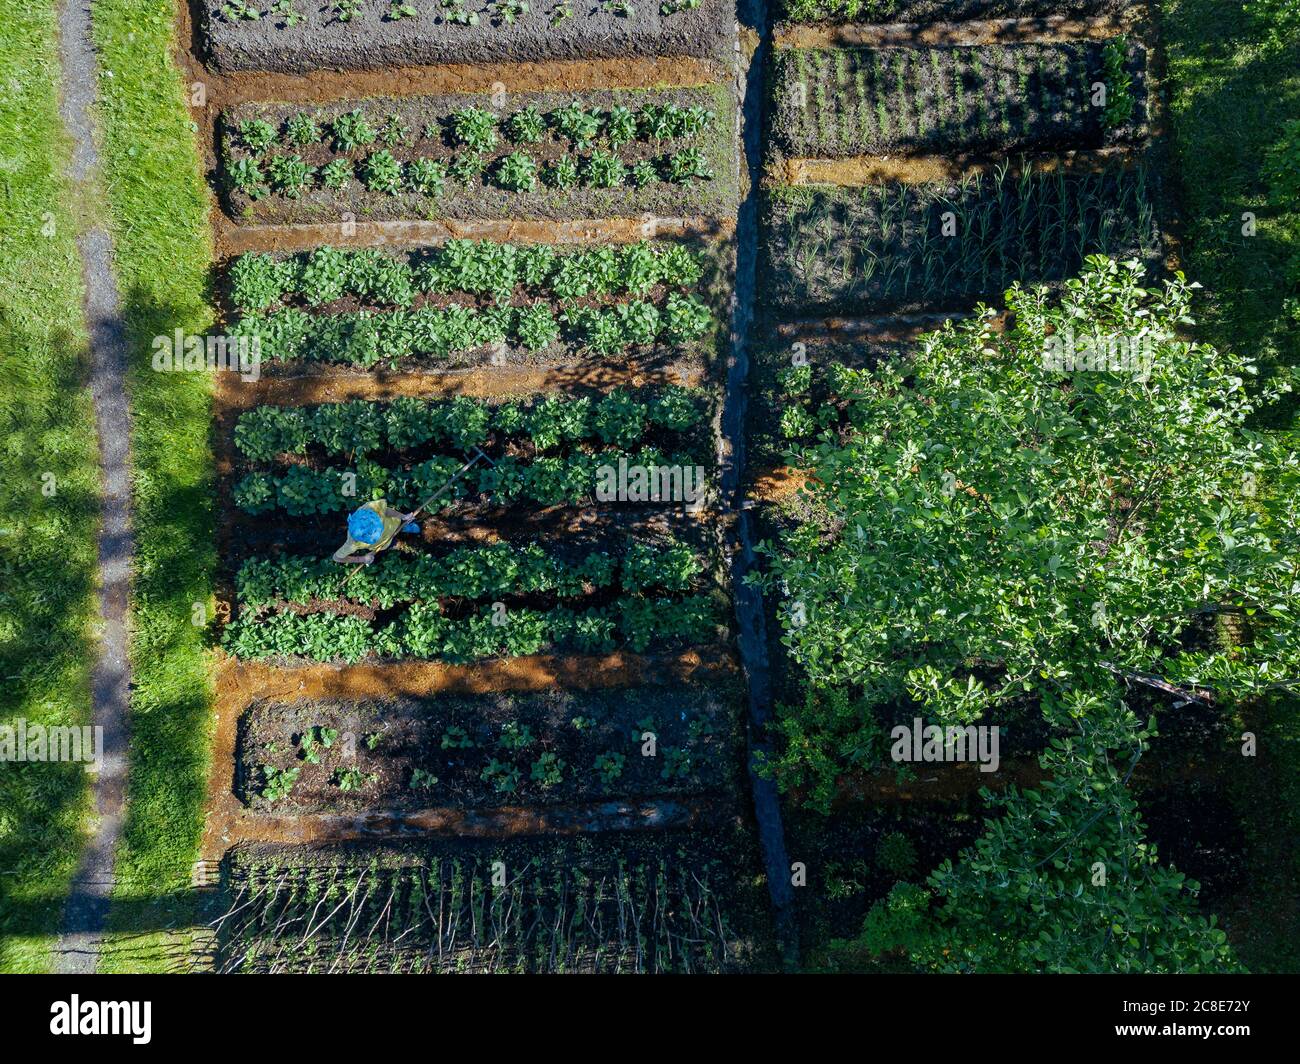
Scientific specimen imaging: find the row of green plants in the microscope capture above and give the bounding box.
[228,145,714,200]
[235,536,703,609]
[230,290,714,364]
[255,710,714,806]
[771,42,1128,157]
[227,241,708,311]
[233,446,705,515]
[234,102,715,157]
[234,389,706,462]
[223,595,719,661]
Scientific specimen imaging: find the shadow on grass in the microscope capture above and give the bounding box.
[0,306,99,960]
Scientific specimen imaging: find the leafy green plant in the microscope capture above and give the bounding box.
[229,157,267,199]
[441,725,474,749]
[449,152,485,186]
[333,767,371,792]
[530,752,566,788]
[593,751,625,785]
[362,149,404,193]
[266,153,313,198]
[259,763,299,803]
[331,109,377,151]
[543,156,579,189]
[451,106,499,153]
[284,112,319,146]
[582,149,626,188]
[406,158,447,196]
[320,158,354,190]
[496,151,538,191]
[498,721,535,752]
[551,103,602,147]
[1100,37,1136,129]
[494,0,530,23]
[481,758,522,794]
[410,767,439,789]
[223,2,262,23]
[875,831,917,878]
[238,118,278,155]
[506,106,546,145]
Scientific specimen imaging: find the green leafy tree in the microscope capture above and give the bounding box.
[762,258,1297,742]
[832,693,1241,973]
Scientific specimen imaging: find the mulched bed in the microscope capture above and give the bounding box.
[235,683,745,813]
[760,164,1163,317]
[773,0,1128,24]
[220,86,738,225]
[203,1,735,74]
[769,40,1148,159]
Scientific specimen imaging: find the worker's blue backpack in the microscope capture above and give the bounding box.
[347,506,385,546]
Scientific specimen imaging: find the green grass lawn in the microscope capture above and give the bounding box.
[1160,0,1300,973]
[0,0,100,974]
[1161,0,1300,432]
[90,0,217,972]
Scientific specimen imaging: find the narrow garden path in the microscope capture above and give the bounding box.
[723,1,800,969]
[51,0,134,975]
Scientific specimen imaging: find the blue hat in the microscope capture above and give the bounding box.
[348,506,384,545]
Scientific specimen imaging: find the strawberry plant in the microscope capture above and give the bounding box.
[406,158,447,196]
[451,106,499,153]
[507,106,546,144]
[410,767,439,790]
[495,151,538,191]
[258,764,299,803]
[362,149,404,193]
[320,158,353,190]
[266,153,313,198]
[331,109,377,151]
[530,752,566,788]
[238,118,277,154]
[593,752,626,786]
[284,112,320,146]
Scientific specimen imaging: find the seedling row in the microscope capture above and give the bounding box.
[221,88,737,223]
[237,685,741,812]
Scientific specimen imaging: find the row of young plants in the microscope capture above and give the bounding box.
[234,389,706,462]
[228,144,715,201]
[763,163,1159,314]
[247,706,722,809]
[231,290,714,364]
[235,536,703,609]
[222,594,719,661]
[225,102,717,202]
[214,839,744,974]
[227,240,710,312]
[770,40,1142,159]
[234,102,716,157]
[233,445,706,515]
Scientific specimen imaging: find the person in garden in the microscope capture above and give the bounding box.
[333,499,421,565]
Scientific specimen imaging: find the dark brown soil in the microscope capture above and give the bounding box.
[202,0,735,74]
[234,684,744,813]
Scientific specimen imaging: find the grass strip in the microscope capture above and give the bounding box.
[91,0,216,973]
[0,0,99,975]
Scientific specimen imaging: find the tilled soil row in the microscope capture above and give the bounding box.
[200,0,736,74]
[773,12,1135,50]
[201,649,738,855]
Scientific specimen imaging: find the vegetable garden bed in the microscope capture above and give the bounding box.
[773,0,1128,24]
[760,162,1162,315]
[203,0,734,74]
[213,834,770,973]
[221,238,727,371]
[769,39,1147,159]
[219,86,737,224]
[235,683,743,813]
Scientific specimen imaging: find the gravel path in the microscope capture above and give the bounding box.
[51,0,134,975]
